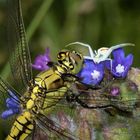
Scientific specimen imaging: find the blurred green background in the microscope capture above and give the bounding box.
[0,0,140,74]
[0,0,140,139]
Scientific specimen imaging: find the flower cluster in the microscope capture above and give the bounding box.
[78,48,133,85]
[1,90,20,119]
[32,47,133,86]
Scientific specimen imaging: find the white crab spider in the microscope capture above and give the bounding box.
[66,41,134,63]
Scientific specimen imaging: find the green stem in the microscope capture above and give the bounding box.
[27,0,54,40]
[1,0,54,79]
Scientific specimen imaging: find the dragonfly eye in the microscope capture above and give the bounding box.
[69,51,83,74]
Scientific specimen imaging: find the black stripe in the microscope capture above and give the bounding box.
[15,119,33,139]
[16,119,33,131]
[9,134,15,139]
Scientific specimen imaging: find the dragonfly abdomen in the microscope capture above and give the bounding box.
[26,85,41,110]
[6,111,34,140]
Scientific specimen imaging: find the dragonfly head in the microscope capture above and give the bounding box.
[57,50,83,74]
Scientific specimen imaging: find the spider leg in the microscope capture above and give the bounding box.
[66,42,95,60]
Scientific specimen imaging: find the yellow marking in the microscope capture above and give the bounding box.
[14,121,23,131]
[59,53,65,59]
[37,68,54,79]
[57,65,66,74]
[33,86,39,93]
[19,133,28,140]
[41,80,46,88]
[35,70,64,92]
[11,126,19,137]
[61,53,65,56]
[27,87,38,109]
[27,124,34,130]
[35,67,65,89]
[26,99,34,109]
[17,116,27,124]
[31,93,36,100]
[24,111,31,117]
[25,129,31,134]
[44,74,62,89]
[6,135,14,140]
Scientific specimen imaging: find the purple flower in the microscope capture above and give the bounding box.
[32,48,51,71]
[110,87,120,96]
[1,90,20,119]
[77,59,104,85]
[106,48,133,78]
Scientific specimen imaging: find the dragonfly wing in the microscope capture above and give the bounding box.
[0,76,21,119]
[7,0,32,92]
[31,125,49,140]
[35,113,77,140]
[41,79,140,139]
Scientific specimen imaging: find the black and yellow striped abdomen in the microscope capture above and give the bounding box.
[6,111,34,140]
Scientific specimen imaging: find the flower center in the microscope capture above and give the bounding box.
[91,70,100,80]
[115,64,125,73]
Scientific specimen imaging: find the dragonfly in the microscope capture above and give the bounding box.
[0,0,140,140]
